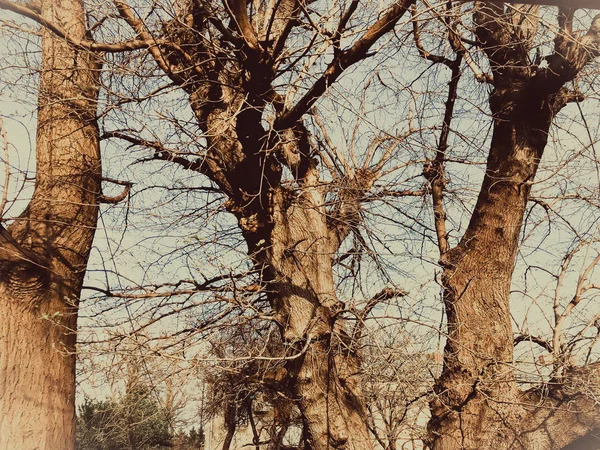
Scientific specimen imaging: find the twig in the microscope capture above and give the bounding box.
[0,116,9,219]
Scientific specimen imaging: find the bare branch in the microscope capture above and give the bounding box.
[224,0,259,51]
[411,6,453,67]
[0,116,9,220]
[98,178,133,204]
[474,0,600,9]
[424,52,462,256]
[275,0,416,128]
[0,0,164,52]
[541,14,600,90]
[351,287,408,341]
[514,334,553,353]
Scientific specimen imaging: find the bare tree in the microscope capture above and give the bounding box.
[0,0,102,447]
[420,3,600,448]
[84,1,419,448]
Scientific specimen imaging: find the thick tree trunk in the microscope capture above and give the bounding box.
[0,230,83,449]
[0,0,101,448]
[427,5,600,448]
[429,86,554,449]
[249,186,374,450]
[184,101,373,447]
[123,1,411,446]
[178,40,375,447]
[429,89,600,450]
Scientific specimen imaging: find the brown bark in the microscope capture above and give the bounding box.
[0,0,102,448]
[429,85,557,449]
[189,44,373,450]
[428,5,600,449]
[182,34,374,450]
[256,182,374,450]
[110,1,418,447]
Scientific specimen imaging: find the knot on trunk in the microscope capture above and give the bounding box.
[329,414,349,447]
[0,260,49,305]
[423,160,446,185]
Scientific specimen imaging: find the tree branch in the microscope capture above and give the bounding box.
[351,287,408,341]
[474,0,600,9]
[514,334,553,353]
[411,6,453,67]
[225,0,260,51]
[275,0,416,129]
[425,51,462,256]
[103,130,234,197]
[98,178,133,204]
[0,0,164,52]
[540,14,600,91]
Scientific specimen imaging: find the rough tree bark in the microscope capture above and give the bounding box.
[428,4,600,449]
[0,0,102,447]
[109,0,414,447]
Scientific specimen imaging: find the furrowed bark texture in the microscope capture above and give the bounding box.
[190,73,374,449]
[192,84,373,450]
[117,0,415,447]
[0,0,101,448]
[428,5,600,449]
[259,180,374,450]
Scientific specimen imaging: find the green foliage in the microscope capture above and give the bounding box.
[172,427,205,450]
[76,383,173,450]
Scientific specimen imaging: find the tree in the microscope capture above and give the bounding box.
[76,381,173,450]
[0,0,102,448]
[200,323,305,449]
[172,427,205,450]
[78,1,418,448]
[420,3,600,448]
[2,1,600,449]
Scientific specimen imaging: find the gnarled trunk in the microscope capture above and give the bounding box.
[429,85,556,449]
[428,5,600,449]
[255,186,373,450]
[114,0,413,445]
[166,17,374,446]
[0,0,101,447]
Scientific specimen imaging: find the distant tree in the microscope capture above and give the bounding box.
[76,382,173,450]
[172,427,205,450]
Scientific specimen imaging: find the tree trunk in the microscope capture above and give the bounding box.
[0,0,101,448]
[181,36,374,448]
[429,84,556,449]
[114,1,413,446]
[430,83,600,450]
[246,184,374,450]
[428,5,600,447]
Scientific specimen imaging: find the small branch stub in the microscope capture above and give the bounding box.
[99,177,133,204]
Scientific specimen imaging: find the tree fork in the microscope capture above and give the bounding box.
[428,4,600,448]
